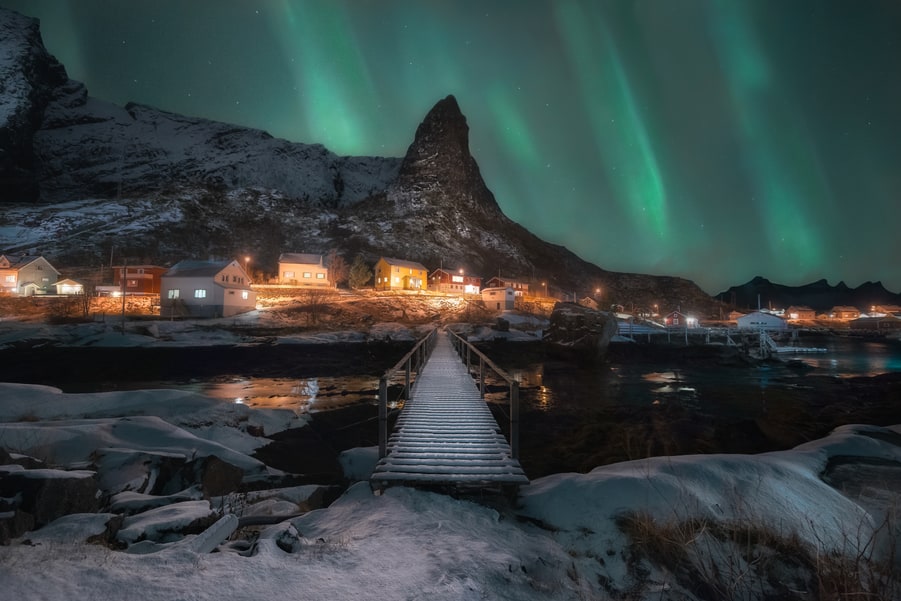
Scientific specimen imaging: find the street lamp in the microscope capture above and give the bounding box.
[542,282,547,297]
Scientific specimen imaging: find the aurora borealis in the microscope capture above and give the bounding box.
[4,0,900,294]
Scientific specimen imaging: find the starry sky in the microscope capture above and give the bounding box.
[4,0,900,295]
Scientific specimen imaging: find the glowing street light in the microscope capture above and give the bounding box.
[542,282,547,297]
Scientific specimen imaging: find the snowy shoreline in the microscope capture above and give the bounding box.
[1,381,899,600]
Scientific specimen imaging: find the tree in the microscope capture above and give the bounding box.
[348,255,373,289]
[326,249,349,288]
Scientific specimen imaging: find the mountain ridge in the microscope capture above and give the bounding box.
[716,277,901,312]
[0,7,716,314]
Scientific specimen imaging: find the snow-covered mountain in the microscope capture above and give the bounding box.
[0,7,714,312]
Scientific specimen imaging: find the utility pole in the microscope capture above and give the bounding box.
[121,259,127,335]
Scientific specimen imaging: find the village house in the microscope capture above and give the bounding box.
[484,276,529,297]
[113,265,167,295]
[830,306,861,320]
[429,268,481,295]
[0,254,60,296]
[160,259,256,318]
[278,253,329,287]
[728,310,746,322]
[786,306,816,320]
[374,257,428,291]
[53,279,84,296]
[664,310,698,328]
[736,310,788,331]
[872,304,901,316]
[481,287,515,311]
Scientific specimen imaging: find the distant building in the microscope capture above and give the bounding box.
[481,287,515,311]
[484,276,529,297]
[728,310,746,322]
[429,268,481,294]
[664,311,698,328]
[374,257,428,291]
[54,279,84,296]
[278,253,329,287]
[160,259,256,318]
[830,306,861,320]
[786,306,816,320]
[736,311,788,331]
[873,304,901,316]
[114,265,166,295]
[0,254,60,296]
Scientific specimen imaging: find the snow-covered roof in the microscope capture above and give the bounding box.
[379,256,428,271]
[278,253,323,265]
[163,259,233,278]
[0,254,58,272]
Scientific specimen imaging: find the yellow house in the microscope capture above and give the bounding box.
[278,253,329,287]
[374,257,428,291]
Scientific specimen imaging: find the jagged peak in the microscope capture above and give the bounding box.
[389,95,501,215]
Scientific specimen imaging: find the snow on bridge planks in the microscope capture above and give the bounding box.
[371,332,528,489]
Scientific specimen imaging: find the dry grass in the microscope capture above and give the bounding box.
[617,507,900,601]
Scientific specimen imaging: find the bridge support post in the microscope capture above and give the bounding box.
[479,357,485,399]
[405,358,411,399]
[511,380,520,459]
[378,376,388,459]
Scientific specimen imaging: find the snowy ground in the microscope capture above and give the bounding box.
[1,382,899,600]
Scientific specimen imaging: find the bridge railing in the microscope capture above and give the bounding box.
[378,328,439,459]
[446,329,520,459]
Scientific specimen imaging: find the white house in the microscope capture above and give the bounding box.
[54,278,84,296]
[278,253,329,287]
[481,287,515,311]
[0,254,60,296]
[160,259,256,318]
[736,310,788,331]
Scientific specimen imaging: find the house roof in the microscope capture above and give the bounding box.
[0,254,60,273]
[55,278,83,286]
[279,253,324,265]
[379,257,428,271]
[163,259,233,278]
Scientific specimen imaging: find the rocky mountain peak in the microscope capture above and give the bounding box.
[389,95,500,215]
[0,8,68,200]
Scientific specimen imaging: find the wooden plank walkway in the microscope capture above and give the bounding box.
[371,332,528,489]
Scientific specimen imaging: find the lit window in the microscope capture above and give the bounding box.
[284,271,294,279]
[4,275,14,283]
[303,272,312,278]
[168,289,180,299]
[316,273,325,279]
[194,289,207,299]
[127,279,137,287]
[242,290,249,300]
[452,275,463,283]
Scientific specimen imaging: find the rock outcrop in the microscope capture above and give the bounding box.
[543,302,619,362]
[0,9,399,205]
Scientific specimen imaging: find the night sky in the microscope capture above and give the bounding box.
[4,0,900,295]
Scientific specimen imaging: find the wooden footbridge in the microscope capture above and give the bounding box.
[371,329,528,492]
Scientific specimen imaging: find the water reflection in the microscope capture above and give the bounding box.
[507,337,901,419]
[176,375,379,414]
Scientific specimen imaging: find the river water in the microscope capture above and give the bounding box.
[499,336,901,420]
[180,336,901,419]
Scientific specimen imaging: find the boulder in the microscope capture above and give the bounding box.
[0,468,100,527]
[543,302,618,361]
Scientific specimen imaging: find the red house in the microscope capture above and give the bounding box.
[429,268,481,294]
[664,311,698,328]
[484,276,530,296]
[113,265,167,294]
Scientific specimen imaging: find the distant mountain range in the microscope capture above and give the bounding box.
[0,7,716,315]
[716,276,901,313]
